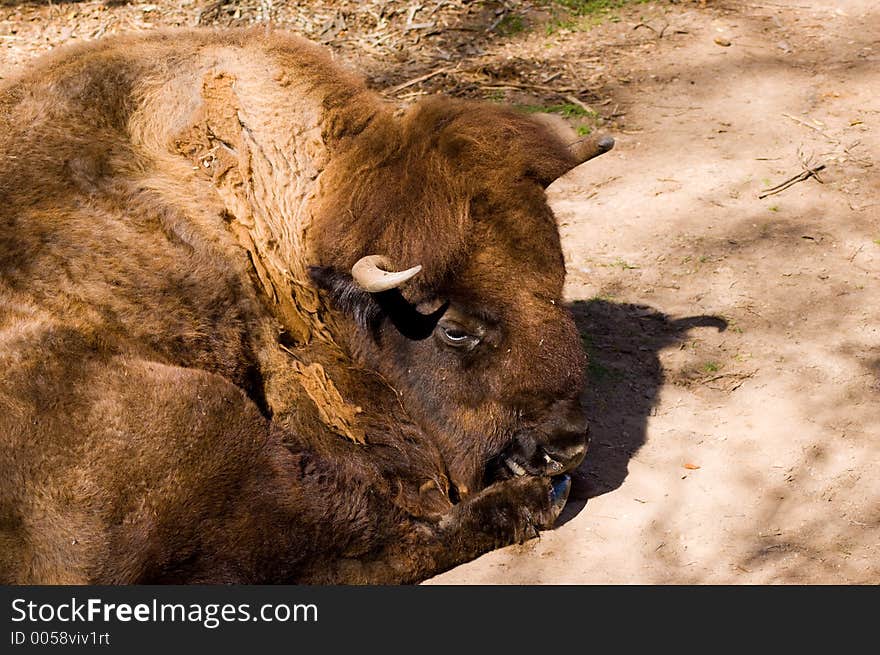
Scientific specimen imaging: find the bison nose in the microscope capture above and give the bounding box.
[541,441,588,474]
[541,414,589,473]
[495,409,589,480]
[541,435,587,475]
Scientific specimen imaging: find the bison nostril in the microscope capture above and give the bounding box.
[536,409,589,473]
[493,418,589,480]
[541,439,588,472]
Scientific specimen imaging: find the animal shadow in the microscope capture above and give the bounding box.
[558,299,726,523]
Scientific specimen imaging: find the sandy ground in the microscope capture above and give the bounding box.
[1,0,876,584]
[431,0,880,584]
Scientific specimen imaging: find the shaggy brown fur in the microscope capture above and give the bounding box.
[0,28,599,583]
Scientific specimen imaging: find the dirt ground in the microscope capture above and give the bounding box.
[2,0,877,584]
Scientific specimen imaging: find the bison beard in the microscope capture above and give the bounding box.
[0,28,611,584]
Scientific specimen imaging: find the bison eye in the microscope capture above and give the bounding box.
[436,323,481,350]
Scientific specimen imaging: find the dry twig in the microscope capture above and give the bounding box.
[781,113,839,143]
[385,65,455,95]
[758,164,826,199]
[700,370,757,392]
[563,94,594,114]
[633,21,673,38]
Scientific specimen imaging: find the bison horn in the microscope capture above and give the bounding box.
[530,112,615,165]
[351,255,422,293]
[567,134,615,164]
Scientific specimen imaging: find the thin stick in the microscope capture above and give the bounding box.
[385,66,454,95]
[480,82,582,94]
[563,94,595,114]
[633,22,659,35]
[633,21,670,38]
[781,113,824,133]
[781,113,838,142]
[848,245,864,263]
[758,164,826,199]
[747,2,811,9]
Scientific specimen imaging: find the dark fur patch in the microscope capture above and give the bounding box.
[308,266,448,340]
[308,266,382,331]
[372,291,448,341]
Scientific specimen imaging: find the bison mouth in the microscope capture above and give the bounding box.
[483,455,574,519]
[485,427,589,484]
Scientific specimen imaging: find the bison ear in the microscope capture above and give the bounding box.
[528,113,615,187]
[308,266,382,331]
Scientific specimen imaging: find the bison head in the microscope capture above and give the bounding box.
[310,98,613,497]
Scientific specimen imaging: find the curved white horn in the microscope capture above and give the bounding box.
[351,255,422,293]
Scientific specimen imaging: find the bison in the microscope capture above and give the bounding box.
[0,28,612,583]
